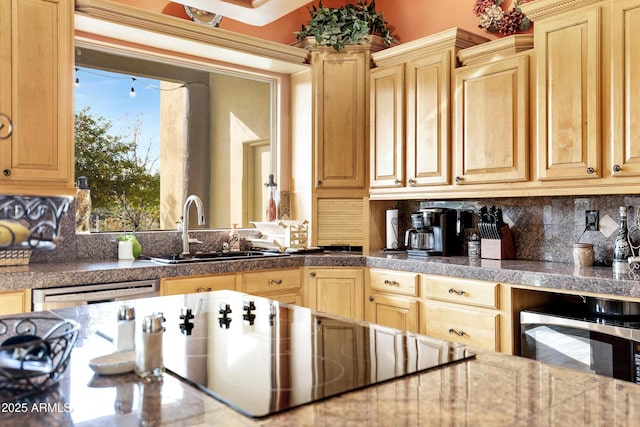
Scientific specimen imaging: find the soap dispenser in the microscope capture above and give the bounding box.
[229,224,240,252]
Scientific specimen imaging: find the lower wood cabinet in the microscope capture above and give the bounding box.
[160,274,237,296]
[0,289,31,314]
[239,268,303,305]
[306,267,364,320]
[420,274,504,352]
[366,269,419,333]
[421,300,499,351]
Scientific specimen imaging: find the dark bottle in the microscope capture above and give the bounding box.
[613,206,632,269]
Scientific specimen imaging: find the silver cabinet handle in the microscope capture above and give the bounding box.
[587,167,595,174]
[268,279,283,286]
[408,178,416,185]
[448,328,467,337]
[384,279,399,287]
[309,272,316,278]
[448,288,467,296]
[613,164,622,173]
[196,287,212,292]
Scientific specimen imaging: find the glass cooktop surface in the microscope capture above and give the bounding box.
[154,290,474,418]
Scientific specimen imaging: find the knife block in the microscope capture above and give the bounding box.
[480,225,515,260]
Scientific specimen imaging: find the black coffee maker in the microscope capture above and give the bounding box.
[405,208,462,256]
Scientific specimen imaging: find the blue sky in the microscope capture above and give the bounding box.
[74,67,161,164]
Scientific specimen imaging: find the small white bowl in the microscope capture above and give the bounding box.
[89,350,136,375]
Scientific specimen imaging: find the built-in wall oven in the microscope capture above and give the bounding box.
[32,280,160,311]
[521,302,640,383]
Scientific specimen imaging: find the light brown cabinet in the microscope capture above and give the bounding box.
[0,289,31,315]
[454,47,531,185]
[366,268,419,333]
[239,268,303,305]
[420,274,503,352]
[310,46,372,190]
[531,3,602,181]
[306,267,364,320]
[610,0,640,178]
[160,274,237,296]
[369,29,488,196]
[0,0,74,196]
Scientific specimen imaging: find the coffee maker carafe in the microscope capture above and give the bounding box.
[404,208,460,256]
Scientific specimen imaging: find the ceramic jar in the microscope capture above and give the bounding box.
[573,243,594,267]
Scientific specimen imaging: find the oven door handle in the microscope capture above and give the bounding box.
[521,311,635,340]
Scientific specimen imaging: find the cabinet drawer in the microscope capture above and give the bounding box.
[422,301,499,352]
[369,269,418,296]
[161,274,237,296]
[242,268,301,294]
[421,275,499,309]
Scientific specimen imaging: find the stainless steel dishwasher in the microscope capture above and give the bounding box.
[32,279,160,311]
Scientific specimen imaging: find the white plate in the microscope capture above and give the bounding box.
[89,350,135,375]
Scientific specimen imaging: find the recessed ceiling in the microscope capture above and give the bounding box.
[172,0,311,26]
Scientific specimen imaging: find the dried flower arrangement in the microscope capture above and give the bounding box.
[473,0,532,36]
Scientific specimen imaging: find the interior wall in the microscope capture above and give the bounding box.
[209,73,271,228]
[160,82,186,229]
[110,0,512,45]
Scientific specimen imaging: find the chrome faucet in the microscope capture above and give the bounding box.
[182,195,205,256]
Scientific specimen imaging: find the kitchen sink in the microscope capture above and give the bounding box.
[146,250,288,265]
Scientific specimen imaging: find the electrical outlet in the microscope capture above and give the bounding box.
[586,210,599,231]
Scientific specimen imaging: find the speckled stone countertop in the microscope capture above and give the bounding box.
[2,251,640,300]
[1,293,639,426]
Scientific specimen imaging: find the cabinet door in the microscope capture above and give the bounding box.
[0,0,73,195]
[611,0,640,178]
[406,51,451,186]
[367,293,418,333]
[370,64,404,188]
[535,6,601,181]
[307,268,364,320]
[160,274,237,296]
[0,289,31,314]
[454,54,529,184]
[312,49,367,189]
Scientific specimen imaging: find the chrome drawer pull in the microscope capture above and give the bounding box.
[384,279,399,287]
[448,288,467,296]
[268,279,283,286]
[448,328,467,337]
[196,287,212,293]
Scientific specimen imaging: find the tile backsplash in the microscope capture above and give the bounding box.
[398,195,640,265]
[24,194,640,266]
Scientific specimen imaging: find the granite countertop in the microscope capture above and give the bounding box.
[1,293,639,426]
[2,251,640,300]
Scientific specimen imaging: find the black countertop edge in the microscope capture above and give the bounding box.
[0,251,639,300]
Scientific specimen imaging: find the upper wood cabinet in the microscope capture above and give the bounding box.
[0,0,74,196]
[610,0,640,178]
[454,40,532,185]
[522,0,602,182]
[369,29,489,196]
[310,45,376,190]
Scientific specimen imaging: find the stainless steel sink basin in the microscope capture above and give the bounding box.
[147,251,288,265]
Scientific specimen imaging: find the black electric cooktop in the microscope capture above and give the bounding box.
[157,290,474,418]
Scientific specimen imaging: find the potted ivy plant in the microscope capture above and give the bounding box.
[294,0,395,51]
